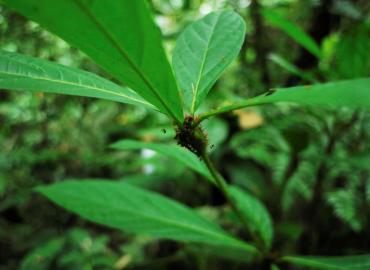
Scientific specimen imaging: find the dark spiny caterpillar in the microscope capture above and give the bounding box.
[175,115,208,158]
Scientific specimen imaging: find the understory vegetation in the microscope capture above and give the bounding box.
[0,0,369,269]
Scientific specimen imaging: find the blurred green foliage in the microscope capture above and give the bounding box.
[0,0,369,269]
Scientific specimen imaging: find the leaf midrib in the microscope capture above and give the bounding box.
[72,0,179,122]
[0,70,150,106]
[47,186,256,254]
[191,13,221,114]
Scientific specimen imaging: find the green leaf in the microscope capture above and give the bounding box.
[247,78,370,108]
[0,51,152,108]
[110,139,213,182]
[4,0,183,122]
[283,255,370,270]
[262,9,322,58]
[20,237,65,270]
[202,78,370,119]
[37,180,258,255]
[268,53,316,83]
[336,23,370,79]
[228,186,274,250]
[173,11,245,113]
[327,190,362,232]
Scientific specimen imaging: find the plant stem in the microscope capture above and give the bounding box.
[201,153,265,252]
[197,99,270,123]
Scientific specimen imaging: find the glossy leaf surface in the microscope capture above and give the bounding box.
[173,11,245,113]
[110,139,213,182]
[202,78,370,119]
[37,180,258,254]
[4,0,183,121]
[0,51,152,108]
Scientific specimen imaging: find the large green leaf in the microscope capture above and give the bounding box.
[283,255,370,270]
[262,9,322,58]
[173,11,245,113]
[37,180,258,255]
[336,23,370,79]
[110,139,213,182]
[201,78,370,119]
[0,51,152,108]
[229,186,274,250]
[4,0,183,122]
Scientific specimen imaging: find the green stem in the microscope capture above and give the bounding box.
[201,153,265,252]
[197,99,270,123]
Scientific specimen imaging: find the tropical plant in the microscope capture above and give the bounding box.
[1,1,369,269]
